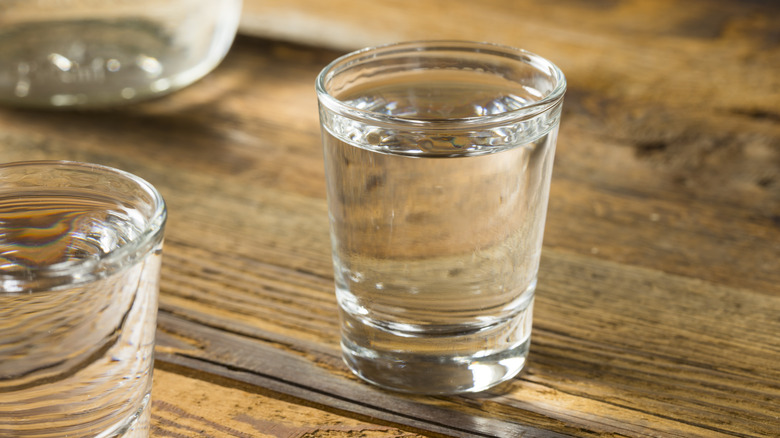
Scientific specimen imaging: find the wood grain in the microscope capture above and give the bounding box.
[151,367,426,437]
[152,246,780,437]
[1,0,778,436]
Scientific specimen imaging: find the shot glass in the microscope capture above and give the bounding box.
[316,41,565,394]
[0,161,167,437]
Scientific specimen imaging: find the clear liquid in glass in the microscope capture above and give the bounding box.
[0,192,161,437]
[322,70,559,393]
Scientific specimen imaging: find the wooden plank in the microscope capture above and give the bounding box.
[155,313,571,438]
[243,0,777,52]
[240,0,780,119]
[153,245,780,437]
[151,368,428,437]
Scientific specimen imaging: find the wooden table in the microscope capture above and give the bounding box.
[2,1,778,436]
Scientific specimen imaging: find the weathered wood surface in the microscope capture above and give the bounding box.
[1,0,779,436]
[151,367,427,438]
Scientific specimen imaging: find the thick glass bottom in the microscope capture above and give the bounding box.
[99,392,151,438]
[340,305,533,395]
[343,337,529,395]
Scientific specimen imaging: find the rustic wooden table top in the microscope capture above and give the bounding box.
[2,1,778,436]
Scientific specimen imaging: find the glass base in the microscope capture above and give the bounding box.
[340,312,532,395]
[343,339,529,395]
[98,393,151,438]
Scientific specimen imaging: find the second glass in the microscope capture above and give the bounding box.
[0,161,167,437]
[316,41,566,394]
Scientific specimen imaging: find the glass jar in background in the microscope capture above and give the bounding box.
[0,0,243,108]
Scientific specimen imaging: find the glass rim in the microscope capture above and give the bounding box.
[315,40,567,129]
[0,160,167,293]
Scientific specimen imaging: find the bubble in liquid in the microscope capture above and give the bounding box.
[136,55,162,77]
[106,59,121,72]
[48,53,73,72]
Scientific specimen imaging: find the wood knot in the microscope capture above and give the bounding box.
[634,140,668,157]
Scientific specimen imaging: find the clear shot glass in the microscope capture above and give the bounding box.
[0,161,167,437]
[316,41,566,394]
